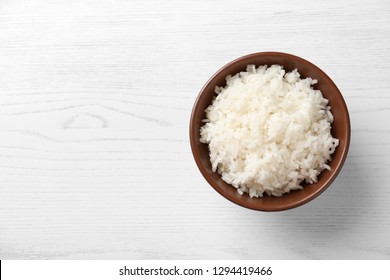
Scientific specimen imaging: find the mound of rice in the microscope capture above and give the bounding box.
[200,65,339,197]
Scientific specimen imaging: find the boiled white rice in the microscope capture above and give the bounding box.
[200,65,339,197]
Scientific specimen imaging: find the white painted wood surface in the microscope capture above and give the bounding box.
[1,0,389,259]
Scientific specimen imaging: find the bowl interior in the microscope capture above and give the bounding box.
[190,52,350,211]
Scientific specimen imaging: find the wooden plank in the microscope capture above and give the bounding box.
[1,0,390,259]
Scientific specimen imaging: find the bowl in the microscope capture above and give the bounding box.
[189,52,350,211]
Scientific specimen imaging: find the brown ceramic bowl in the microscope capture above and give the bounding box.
[190,52,350,211]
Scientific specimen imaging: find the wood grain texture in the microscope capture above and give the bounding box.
[1,0,390,259]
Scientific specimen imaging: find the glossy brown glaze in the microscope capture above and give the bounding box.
[189,52,351,211]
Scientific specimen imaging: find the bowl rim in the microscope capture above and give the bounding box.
[189,51,351,211]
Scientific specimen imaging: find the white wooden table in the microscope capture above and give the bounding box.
[1,0,389,259]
